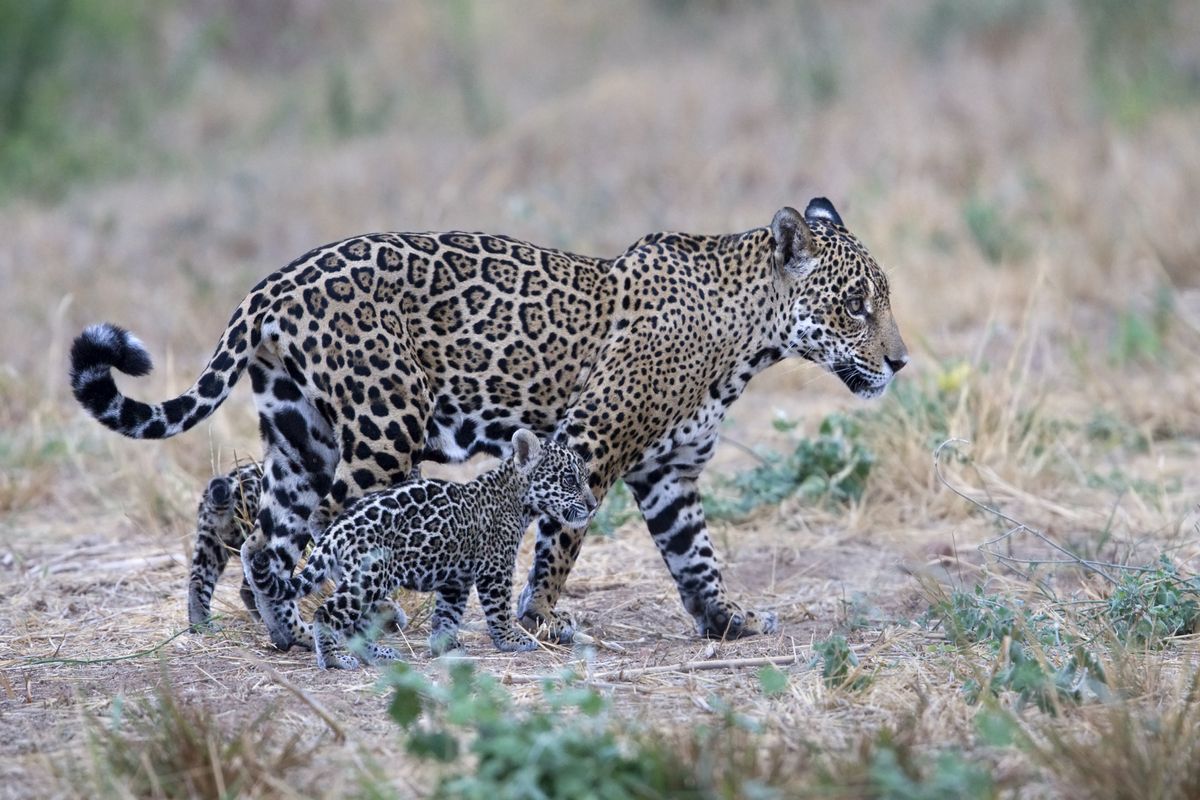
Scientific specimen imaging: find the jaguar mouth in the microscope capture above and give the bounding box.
[564,507,595,529]
[832,361,887,399]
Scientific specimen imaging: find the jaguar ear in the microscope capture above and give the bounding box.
[804,196,843,227]
[771,206,819,278]
[512,429,542,471]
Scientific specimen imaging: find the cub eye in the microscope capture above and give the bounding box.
[845,296,865,316]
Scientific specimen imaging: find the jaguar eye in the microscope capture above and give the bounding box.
[845,296,865,316]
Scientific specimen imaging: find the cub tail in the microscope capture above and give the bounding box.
[251,548,328,601]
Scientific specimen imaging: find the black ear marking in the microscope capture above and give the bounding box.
[804,197,843,227]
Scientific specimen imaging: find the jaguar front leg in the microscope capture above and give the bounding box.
[625,466,777,639]
[515,516,585,643]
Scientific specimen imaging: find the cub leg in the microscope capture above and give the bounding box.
[429,585,469,656]
[477,566,537,653]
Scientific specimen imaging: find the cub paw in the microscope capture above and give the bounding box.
[698,600,778,640]
[371,645,404,663]
[492,630,539,653]
[429,632,463,657]
[317,651,361,670]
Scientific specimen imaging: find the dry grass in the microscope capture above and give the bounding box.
[1,1,1199,797]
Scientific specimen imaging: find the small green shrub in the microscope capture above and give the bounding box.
[1077,0,1200,126]
[1084,410,1150,452]
[963,195,1026,266]
[0,0,182,201]
[383,662,695,799]
[822,727,997,800]
[812,634,870,691]
[704,414,873,521]
[1108,286,1174,365]
[927,587,1104,712]
[589,479,638,537]
[1103,557,1200,647]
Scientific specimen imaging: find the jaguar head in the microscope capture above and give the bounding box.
[772,197,908,399]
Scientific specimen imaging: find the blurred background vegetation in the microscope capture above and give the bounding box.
[2,0,1197,203]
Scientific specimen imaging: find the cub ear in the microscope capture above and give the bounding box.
[803,196,844,227]
[512,429,542,470]
[771,206,819,278]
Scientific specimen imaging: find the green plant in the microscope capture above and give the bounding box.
[382,662,844,799]
[1084,410,1150,452]
[589,479,638,537]
[1109,286,1174,365]
[704,414,873,521]
[384,662,694,799]
[927,586,1104,712]
[0,0,181,201]
[1076,0,1200,126]
[1103,557,1200,647]
[822,727,996,799]
[975,663,1200,799]
[963,195,1025,266]
[812,634,870,691]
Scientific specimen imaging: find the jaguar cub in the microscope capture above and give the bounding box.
[254,430,597,669]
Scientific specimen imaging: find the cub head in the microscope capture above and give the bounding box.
[512,429,598,528]
[771,197,908,399]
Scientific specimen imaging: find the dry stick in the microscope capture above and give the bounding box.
[933,439,1123,586]
[260,664,347,743]
[505,653,804,684]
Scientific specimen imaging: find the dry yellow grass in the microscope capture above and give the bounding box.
[1,1,1199,797]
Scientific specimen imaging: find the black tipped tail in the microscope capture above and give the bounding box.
[69,323,157,430]
[70,305,251,440]
[71,323,153,380]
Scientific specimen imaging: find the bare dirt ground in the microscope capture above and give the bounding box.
[2,2,1199,797]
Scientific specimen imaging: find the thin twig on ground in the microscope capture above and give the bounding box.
[260,664,347,743]
[502,653,804,685]
[934,439,1123,586]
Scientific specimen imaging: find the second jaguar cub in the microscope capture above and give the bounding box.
[254,430,596,669]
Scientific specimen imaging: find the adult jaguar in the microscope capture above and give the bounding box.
[70,197,908,650]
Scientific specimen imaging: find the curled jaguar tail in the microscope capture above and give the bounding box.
[69,301,257,440]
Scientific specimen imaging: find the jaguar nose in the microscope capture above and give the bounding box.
[885,355,909,374]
